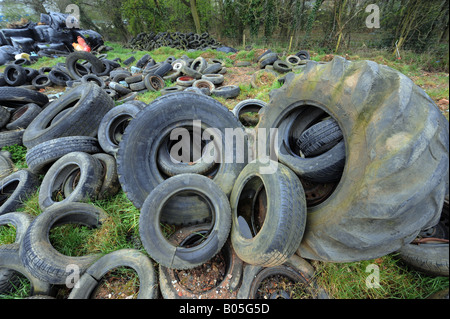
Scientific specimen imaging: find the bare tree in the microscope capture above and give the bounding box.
[181,0,202,33]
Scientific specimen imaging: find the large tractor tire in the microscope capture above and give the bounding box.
[256,56,449,262]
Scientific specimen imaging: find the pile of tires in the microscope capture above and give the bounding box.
[117,53,240,99]
[0,55,448,300]
[0,12,105,66]
[0,51,116,91]
[0,86,317,299]
[1,87,49,149]
[257,49,310,71]
[257,56,449,263]
[127,31,221,52]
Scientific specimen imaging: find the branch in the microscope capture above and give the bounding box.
[340,7,364,30]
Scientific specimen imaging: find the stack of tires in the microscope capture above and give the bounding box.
[0,13,105,66]
[0,51,125,150]
[0,87,49,149]
[0,80,127,292]
[0,55,448,299]
[250,49,311,89]
[257,49,310,71]
[0,51,119,92]
[119,53,240,99]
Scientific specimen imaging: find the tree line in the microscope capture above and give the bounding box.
[1,0,448,52]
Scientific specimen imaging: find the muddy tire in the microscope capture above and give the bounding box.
[0,129,24,148]
[3,65,27,86]
[269,105,346,183]
[296,117,343,157]
[48,69,71,86]
[81,74,105,89]
[6,103,42,131]
[191,57,207,73]
[201,74,224,85]
[273,60,292,73]
[295,50,310,60]
[0,151,14,180]
[143,74,165,91]
[68,249,158,299]
[139,174,231,269]
[0,211,34,243]
[398,241,449,278]
[0,106,10,129]
[258,53,278,69]
[97,102,144,156]
[19,202,108,285]
[181,65,202,79]
[230,160,307,267]
[153,62,173,77]
[257,57,449,262]
[202,63,222,75]
[156,135,216,177]
[66,51,105,80]
[212,85,240,99]
[246,265,309,299]
[0,87,49,108]
[23,84,114,149]
[38,152,104,210]
[256,49,272,62]
[92,153,120,199]
[0,169,40,216]
[0,212,34,293]
[138,54,152,68]
[232,99,266,127]
[25,136,102,173]
[237,254,327,299]
[193,79,215,92]
[109,81,132,95]
[397,198,449,277]
[0,244,52,296]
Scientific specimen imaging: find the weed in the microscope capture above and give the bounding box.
[1,145,27,170]
[311,255,449,299]
[0,275,32,299]
[0,41,448,300]
[0,224,15,245]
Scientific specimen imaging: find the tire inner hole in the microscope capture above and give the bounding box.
[109,115,133,145]
[46,99,79,129]
[0,180,19,206]
[174,231,228,292]
[236,176,267,239]
[91,267,140,299]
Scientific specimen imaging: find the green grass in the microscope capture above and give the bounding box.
[0,276,32,300]
[1,145,27,170]
[0,41,448,299]
[234,50,257,62]
[0,225,16,245]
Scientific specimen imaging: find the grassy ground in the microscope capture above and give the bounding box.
[0,41,448,299]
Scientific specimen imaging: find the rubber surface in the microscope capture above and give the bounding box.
[257,57,449,262]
